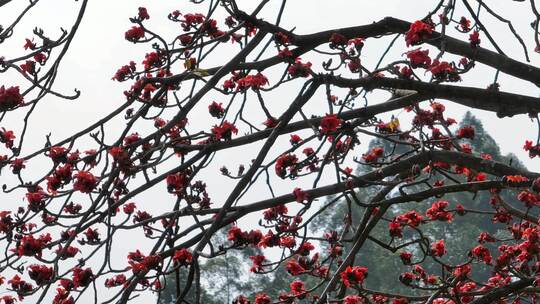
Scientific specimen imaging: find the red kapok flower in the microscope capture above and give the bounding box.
[172,248,193,266]
[28,264,53,285]
[211,121,238,141]
[431,240,447,257]
[0,86,24,111]
[125,26,145,42]
[73,171,98,193]
[72,267,93,288]
[340,265,368,287]
[405,20,433,46]
[320,114,341,135]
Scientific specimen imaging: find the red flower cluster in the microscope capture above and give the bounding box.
[72,267,93,288]
[329,33,348,48]
[405,48,431,68]
[142,52,162,70]
[112,61,136,81]
[105,274,127,288]
[249,255,266,273]
[138,7,150,20]
[235,73,269,91]
[172,248,193,266]
[125,26,145,42]
[362,147,384,163]
[344,295,362,304]
[208,101,225,118]
[8,275,33,298]
[0,128,15,148]
[456,125,475,139]
[287,59,312,78]
[524,140,540,158]
[28,264,53,285]
[470,245,492,264]
[180,13,205,31]
[73,171,98,193]
[129,254,162,274]
[0,85,24,111]
[263,204,288,222]
[48,146,69,163]
[428,60,461,82]
[211,121,238,140]
[320,114,341,135]
[166,172,188,194]
[426,200,453,222]
[275,153,298,178]
[293,188,309,203]
[56,245,79,260]
[405,20,434,46]
[459,17,471,31]
[227,226,263,247]
[15,233,51,257]
[340,265,368,287]
[469,30,480,47]
[431,240,447,257]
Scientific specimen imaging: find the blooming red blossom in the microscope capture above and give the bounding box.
[0,128,15,148]
[20,60,36,75]
[329,33,348,48]
[73,171,98,193]
[320,114,342,135]
[235,73,269,91]
[249,255,266,273]
[459,17,471,31]
[8,275,33,297]
[28,264,53,285]
[72,267,93,288]
[406,48,431,69]
[105,274,127,288]
[0,86,24,111]
[275,153,298,178]
[166,172,188,193]
[287,58,312,78]
[14,233,51,257]
[405,20,433,46]
[112,61,136,81]
[208,101,225,118]
[426,201,453,222]
[431,240,447,257]
[293,188,309,203]
[429,60,461,82]
[138,7,149,20]
[125,26,145,42]
[254,293,271,304]
[469,30,480,47]
[344,295,362,304]
[56,245,79,260]
[10,158,25,174]
[142,52,162,70]
[289,280,306,296]
[362,147,384,163]
[172,248,193,266]
[470,245,492,264]
[340,265,368,287]
[211,121,238,140]
[456,125,475,139]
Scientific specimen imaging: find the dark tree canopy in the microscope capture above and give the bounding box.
[2,1,540,304]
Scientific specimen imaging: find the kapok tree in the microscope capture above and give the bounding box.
[2,0,540,303]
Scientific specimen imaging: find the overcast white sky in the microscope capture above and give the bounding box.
[1,1,540,303]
